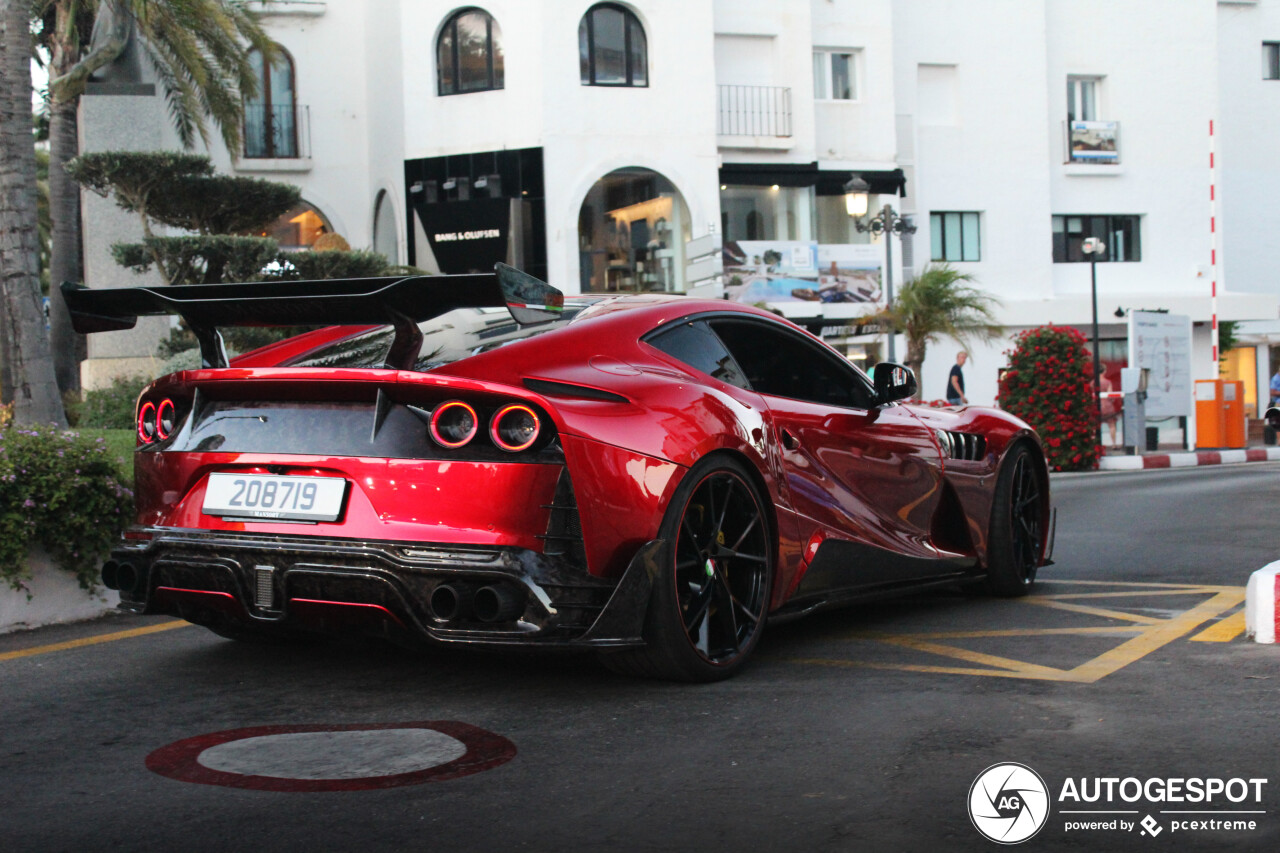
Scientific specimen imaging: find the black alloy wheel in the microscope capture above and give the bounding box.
[600,456,774,682]
[985,443,1046,596]
[672,466,771,666]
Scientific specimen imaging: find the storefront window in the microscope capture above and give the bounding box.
[720,185,811,243]
[815,194,873,245]
[578,168,690,293]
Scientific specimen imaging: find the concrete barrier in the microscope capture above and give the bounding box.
[1245,562,1280,644]
[0,548,117,634]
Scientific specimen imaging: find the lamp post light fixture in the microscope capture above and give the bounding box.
[844,175,916,363]
[1082,236,1106,445]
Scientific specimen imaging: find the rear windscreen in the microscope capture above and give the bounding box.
[283,307,584,371]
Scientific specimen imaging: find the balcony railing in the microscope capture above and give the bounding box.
[717,85,792,138]
[244,103,311,159]
[1064,119,1120,164]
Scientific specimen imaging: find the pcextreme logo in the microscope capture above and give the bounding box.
[968,763,1052,844]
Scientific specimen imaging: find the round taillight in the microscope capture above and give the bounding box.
[490,404,540,452]
[429,400,478,448]
[138,401,157,443]
[156,399,176,440]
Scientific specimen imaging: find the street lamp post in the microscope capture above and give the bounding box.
[1082,236,1106,445]
[844,176,916,363]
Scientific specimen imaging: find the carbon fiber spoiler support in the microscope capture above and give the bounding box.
[60,263,564,369]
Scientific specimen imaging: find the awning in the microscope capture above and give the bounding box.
[718,163,907,197]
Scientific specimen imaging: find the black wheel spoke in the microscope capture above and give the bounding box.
[729,513,760,552]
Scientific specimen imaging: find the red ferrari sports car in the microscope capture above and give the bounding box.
[63,265,1051,681]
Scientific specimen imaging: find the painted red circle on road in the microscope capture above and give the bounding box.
[145,721,516,792]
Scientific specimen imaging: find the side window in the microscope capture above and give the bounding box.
[709,319,875,409]
[646,321,749,389]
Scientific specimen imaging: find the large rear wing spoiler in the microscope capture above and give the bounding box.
[60,263,564,369]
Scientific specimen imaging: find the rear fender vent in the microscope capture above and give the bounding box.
[523,378,630,403]
[539,468,586,567]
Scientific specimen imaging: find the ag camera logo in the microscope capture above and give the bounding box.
[969,763,1051,844]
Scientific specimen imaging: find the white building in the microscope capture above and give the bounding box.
[79,0,1280,439]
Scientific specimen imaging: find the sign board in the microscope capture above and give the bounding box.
[1068,120,1119,163]
[723,240,881,305]
[1128,311,1192,418]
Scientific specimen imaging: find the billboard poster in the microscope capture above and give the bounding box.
[723,240,881,304]
[1069,120,1119,163]
[1128,311,1192,418]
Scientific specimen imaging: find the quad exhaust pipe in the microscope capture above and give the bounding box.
[101,560,138,592]
[473,584,524,623]
[430,581,525,623]
[429,583,474,622]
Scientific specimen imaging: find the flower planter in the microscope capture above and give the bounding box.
[0,548,118,634]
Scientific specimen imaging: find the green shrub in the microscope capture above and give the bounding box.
[79,375,149,430]
[276,249,392,280]
[113,235,280,285]
[997,325,1102,472]
[0,425,133,590]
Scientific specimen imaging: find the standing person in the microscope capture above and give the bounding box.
[946,352,968,405]
[1270,365,1280,407]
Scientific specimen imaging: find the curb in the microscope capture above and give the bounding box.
[1098,447,1280,471]
[1245,562,1280,644]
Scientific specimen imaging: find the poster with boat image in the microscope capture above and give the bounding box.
[723,240,882,304]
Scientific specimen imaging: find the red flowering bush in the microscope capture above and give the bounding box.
[997,325,1102,472]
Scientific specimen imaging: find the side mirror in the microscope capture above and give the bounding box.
[872,362,917,406]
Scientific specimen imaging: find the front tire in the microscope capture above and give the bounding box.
[984,442,1047,597]
[601,456,774,682]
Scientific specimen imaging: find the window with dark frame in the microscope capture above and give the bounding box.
[244,46,297,158]
[579,3,648,87]
[1265,42,1280,80]
[437,8,504,96]
[929,211,980,262]
[1051,215,1142,263]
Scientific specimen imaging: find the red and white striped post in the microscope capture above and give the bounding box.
[1209,119,1219,369]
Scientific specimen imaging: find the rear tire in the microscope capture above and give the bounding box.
[984,443,1047,597]
[601,456,774,682]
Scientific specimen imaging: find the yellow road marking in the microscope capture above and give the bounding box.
[1035,590,1228,600]
[787,581,1247,683]
[1021,597,1163,624]
[1189,609,1246,643]
[873,635,1069,680]
[855,626,1145,640]
[1063,590,1242,682]
[0,620,190,662]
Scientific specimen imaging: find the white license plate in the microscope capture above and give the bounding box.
[202,473,347,522]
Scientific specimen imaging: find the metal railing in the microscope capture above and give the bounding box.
[717,85,792,138]
[244,103,310,159]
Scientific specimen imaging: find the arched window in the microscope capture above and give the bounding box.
[438,8,504,95]
[261,202,331,250]
[245,45,298,158]
[579,4,647,87]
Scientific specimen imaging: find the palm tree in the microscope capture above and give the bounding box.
[871,263,1003,398]
[1,0,65,425]
[38,0,274,393]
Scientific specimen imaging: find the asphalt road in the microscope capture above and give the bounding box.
[3,464,1278,852]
